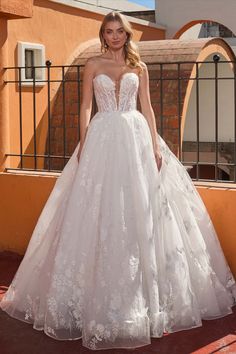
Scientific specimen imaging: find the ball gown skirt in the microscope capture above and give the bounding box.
[1,72,236,350]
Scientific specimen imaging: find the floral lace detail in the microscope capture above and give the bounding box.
[45,259,85,333]
[24,295,35,321]
[93,73,139,112]
[87,321,113,350]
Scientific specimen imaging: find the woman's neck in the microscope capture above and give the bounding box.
[106,48,126,64]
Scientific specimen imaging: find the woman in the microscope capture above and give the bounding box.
[1,11,236,351]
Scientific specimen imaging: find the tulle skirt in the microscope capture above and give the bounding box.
[1,109,236,350]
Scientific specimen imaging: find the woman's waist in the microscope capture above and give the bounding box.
[94,109,140,116]
[89,109,147,125]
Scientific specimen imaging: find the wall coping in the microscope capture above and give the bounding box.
[2,171,236,190]
[48,0,166,30]
[194,181,236,190]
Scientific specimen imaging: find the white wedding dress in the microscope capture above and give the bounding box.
[1,72,236,350]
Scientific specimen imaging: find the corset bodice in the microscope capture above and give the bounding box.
[93,72,139,112]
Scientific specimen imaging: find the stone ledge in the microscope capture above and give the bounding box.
[2,169,60,177]
[194,180,236,190]
[3,170,236,190]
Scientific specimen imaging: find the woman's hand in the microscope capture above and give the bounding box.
[154,148,162,172]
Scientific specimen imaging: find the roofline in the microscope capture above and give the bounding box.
[49,0,166,30]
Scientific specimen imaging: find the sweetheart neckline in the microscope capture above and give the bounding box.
[93,72,139,110]
[92,72,139,84]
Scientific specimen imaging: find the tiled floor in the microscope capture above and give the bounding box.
[0,251,235,354]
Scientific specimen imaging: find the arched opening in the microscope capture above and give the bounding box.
[181,41,235,181]
[175,20,236,40]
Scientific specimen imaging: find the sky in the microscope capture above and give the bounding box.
[128,0,155,10]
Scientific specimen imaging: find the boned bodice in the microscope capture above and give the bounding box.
[93,72,139,112]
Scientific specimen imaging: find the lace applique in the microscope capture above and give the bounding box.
[45,260,85,331]
[93,73,139,112]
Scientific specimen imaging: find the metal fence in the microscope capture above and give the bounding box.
[4,57,236,183]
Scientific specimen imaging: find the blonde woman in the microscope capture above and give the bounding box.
[1,11,235,351]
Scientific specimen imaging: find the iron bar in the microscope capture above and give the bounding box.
[3,60,236,183]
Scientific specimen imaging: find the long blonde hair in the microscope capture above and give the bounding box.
[99,11,143,74]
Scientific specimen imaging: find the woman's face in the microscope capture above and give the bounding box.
[103,20,128,51]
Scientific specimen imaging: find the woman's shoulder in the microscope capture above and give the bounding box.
[85,55,107,65]
[137,61,148,78]
[84,55,107,72]
[139,61,147,70]
[84,56,99,67]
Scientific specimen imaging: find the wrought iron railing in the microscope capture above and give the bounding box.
[4,57,236,183]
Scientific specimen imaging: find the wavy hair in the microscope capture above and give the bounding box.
[99,11,143,74]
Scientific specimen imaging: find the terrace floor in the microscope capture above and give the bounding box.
[0,251,236,354]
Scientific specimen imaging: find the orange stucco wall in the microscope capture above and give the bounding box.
[0,0,165,171]
[0,173,235,278]
[0,172,56,254]
[197,186,236,277]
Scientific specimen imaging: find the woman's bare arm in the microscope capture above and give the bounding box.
[77,58,96,158]
[138,62,162,170]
